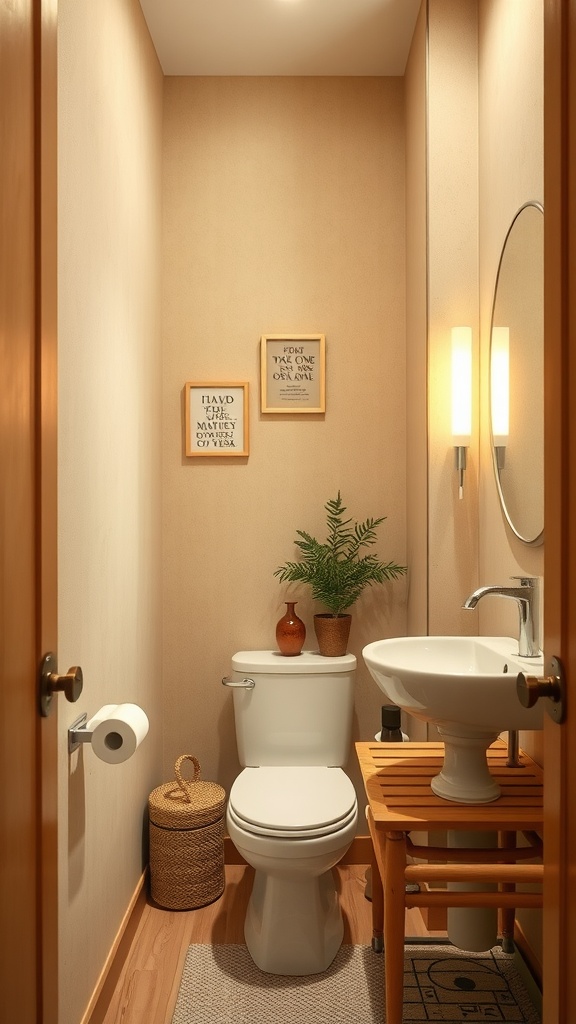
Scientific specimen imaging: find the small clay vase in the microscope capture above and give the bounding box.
[275,602,306,656]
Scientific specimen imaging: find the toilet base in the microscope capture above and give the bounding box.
[244,868,343,975]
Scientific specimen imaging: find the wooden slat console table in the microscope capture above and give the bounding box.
[356,740,544,1024]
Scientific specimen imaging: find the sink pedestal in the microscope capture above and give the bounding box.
[432,728,501,803]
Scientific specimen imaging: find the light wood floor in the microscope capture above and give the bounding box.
[98,865,439,1024]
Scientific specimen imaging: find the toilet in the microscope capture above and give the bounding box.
[225,649,358,976]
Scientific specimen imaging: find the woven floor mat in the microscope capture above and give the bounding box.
[171,942,541,1023]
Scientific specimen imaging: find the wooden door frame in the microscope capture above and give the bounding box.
[0,1,57,1021]
[12,4,576,1023]
[36,1,59,1021]
[543,0,576,1021]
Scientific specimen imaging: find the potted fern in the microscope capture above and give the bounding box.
[274,492,407,656]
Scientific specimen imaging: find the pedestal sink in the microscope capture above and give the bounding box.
[362,635,544,803]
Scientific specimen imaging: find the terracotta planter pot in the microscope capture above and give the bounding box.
[313,613,352,657]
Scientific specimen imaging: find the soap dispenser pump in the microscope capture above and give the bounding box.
[378,704,407,742]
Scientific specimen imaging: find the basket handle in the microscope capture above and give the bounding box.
[174,754,201,802]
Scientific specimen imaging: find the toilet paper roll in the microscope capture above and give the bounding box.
[87,703,149,764]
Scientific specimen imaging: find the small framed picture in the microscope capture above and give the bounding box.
[260,334,326,414]
[185,382,249,457]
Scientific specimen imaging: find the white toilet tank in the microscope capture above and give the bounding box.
[230,650,356,768]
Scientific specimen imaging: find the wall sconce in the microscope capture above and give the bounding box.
[491,326,509,470]
[451,326,472,499]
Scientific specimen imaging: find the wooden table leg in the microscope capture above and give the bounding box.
[500,830,516,952]
[370,832,384,953]
[384,831,407,1024]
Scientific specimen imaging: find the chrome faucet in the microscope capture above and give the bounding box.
[463,576,541,658]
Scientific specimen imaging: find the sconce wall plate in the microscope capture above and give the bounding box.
[451,326,472,499]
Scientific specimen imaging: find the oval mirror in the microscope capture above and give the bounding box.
[489,201,544,546]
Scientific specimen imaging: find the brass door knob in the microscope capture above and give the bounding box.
[516,673,559,707]
[516,655,566,724]
[49,666,83,703]
[39,652,84,717]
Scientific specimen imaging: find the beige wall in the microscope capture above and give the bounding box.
[424,0,543,683]
[477,0,544,706]
[427,0,480,640]
[405,1,429,648]
[477,0,544,960]
[162,77,408,807]
[57,0,163,1020]
[420,0,543,965]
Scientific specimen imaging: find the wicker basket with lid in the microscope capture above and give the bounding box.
[148,754,226,910]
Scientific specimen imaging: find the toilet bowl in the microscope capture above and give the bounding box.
[227,765,358,975]
[223,650,358,975]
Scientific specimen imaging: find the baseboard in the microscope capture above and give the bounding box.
[224,834,372,865]
[342,835,372,864]
[80,870,148,1024]
[419,893,448,932]
[224,835,247,864]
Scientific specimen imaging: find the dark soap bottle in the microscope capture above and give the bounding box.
[380,704,404,742]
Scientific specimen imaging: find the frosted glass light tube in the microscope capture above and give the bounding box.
[451,327,473,444]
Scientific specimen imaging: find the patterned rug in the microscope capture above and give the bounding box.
[171,943,541,1023]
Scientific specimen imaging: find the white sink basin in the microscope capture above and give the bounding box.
[362,635,544,804]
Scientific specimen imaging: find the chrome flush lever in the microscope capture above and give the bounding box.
[221,675,255,689]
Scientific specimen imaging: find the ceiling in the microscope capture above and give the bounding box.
[138,0,422,77]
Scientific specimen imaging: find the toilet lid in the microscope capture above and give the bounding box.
[228,767,357,836]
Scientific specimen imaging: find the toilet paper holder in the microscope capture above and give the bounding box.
[68,703,149,761]
[68,713,93,753]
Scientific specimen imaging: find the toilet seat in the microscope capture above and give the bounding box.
[228,766,357,839]
[227,802,358,839]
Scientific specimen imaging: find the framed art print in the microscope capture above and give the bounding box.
[185,382,249,457]
[260,334,326,414]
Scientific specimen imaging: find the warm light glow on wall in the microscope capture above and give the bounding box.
[451,326,472,443]
[491,326,509,445]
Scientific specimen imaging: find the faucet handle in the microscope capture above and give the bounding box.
[510,575,539,587]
